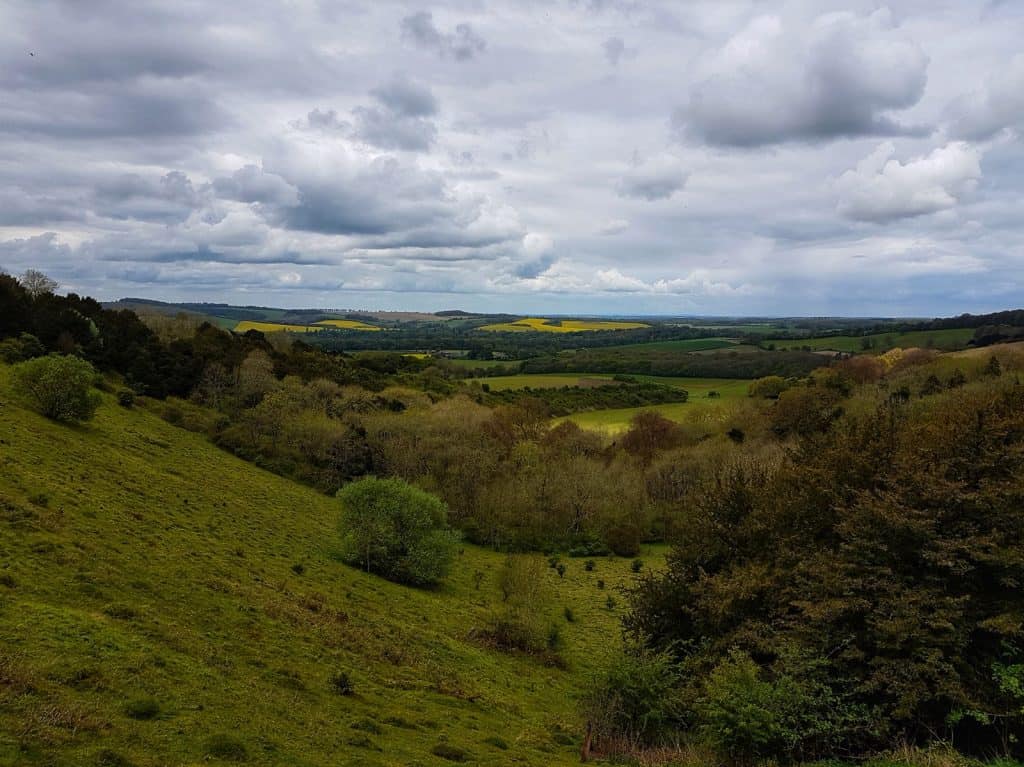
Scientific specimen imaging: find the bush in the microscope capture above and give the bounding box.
[631,558,643,573]
[13,354,101,422]
[337,477,457,586]
[488,555,555,654]
[583,645,682,748]
[117,389,135,408]
[584,559,596,572]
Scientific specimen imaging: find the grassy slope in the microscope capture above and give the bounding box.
[0,365,658,766]
[772,328,974,352]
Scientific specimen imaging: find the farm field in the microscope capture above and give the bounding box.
[468,373,750,396]
[445,358,522,370]
[478,317,649,333]
[233,319,381,333]
[772,327,974,352]
[0,363,663,766]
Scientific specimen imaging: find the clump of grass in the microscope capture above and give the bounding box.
[124,697,160,720]
[28,492,49,508]
[290,562,305,575]
[564,607,576,623]
[329,670,353,695]
[584,559,595,572]
[102,604,138,620]
[547,555,560,569]
[631,558,643,573]
[351,718,382,735]
[596,579,605,590]
[432,743,469,762]
[605,595,617,611]
[556,562,566,578]
[483,735,509,750]
[204,734,248,762]
[95,749,135,767]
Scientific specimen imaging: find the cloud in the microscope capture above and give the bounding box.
[946,55,1024,140]
[675,9,929,147]
[602,36,635,67]
[370,75,438,117]
[836,141,982,223]
[616,155,688,201]
[400,11,486,61]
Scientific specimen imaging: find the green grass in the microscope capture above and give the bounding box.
[0,365,662,766]
[771,328,975,353]
[541,378,752,434]
[445,359,522,371]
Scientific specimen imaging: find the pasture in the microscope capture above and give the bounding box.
[771,327,974,352]
[0,363,665,766]
[478,317,649,333]
[233,319,381,333]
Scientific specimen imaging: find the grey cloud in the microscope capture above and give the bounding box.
[675,9,930,147]
[211,165,299,207]
[617,156,688,201]
[946,55,1024,140]
[370,76,438,117]
[400,11,486,61]
[603,37,635,67]
[352,106,438,151]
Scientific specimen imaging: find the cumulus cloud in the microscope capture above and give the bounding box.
[676,9,929,147]
[946,55,1024,140]
[836,141,982,223]
[616,155,688,201]
[400,11,486,61]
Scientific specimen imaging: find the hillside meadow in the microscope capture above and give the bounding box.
[772,327,975,352]
[0,364,662,767]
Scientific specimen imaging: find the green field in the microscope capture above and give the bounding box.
[772,328,975,352]
[445,358,522,370]
[0,364,663,766]
[469,376,754,434]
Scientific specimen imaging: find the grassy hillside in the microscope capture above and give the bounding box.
[0,365,659,766]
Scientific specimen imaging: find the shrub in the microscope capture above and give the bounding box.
[337,477,457,586]
[488,555,555,654]
[124,697,160,720]
[13,354,101,422]
[556,562,566,578]
[749,375,790,399]
[204,734,248,761]
[596,579,605,590]
[290,563,305,575]
[117,389,135,408]
[583,645,682,748]
[564,607,576,622]
[483,735,509,750]
[95,750,134,767]
[631,558,643,573]
[584,559,595,572]
[605,595,616,611]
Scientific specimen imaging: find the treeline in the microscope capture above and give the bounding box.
[484,380,688,416]
[0,273,439,399]
[310,321,762,359]
[521,348,826,378]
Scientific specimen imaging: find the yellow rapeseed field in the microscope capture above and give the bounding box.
[479,317,649,333]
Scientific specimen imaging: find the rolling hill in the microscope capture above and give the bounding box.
[0,365,656,766]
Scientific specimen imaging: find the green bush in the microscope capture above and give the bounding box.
[13,354,102,422]
[330,670,353,695]
[337,477,457,586]
[583,645,682,747]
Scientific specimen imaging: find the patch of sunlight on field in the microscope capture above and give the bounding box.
[479,317,649,333]
[314,319,382,331]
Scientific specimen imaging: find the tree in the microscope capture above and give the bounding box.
[337,477,456,586]
[13,354,102,422]
[748,375,789,399]
[19,269,59,298]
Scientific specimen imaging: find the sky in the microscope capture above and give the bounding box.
[1,0,1023,317]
